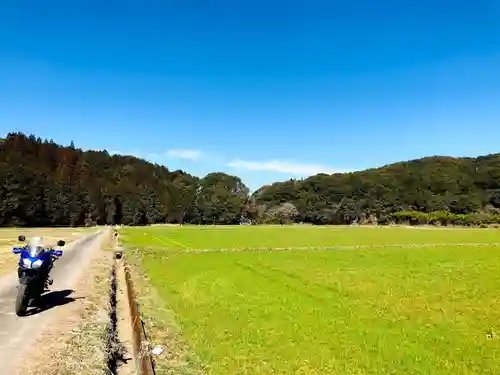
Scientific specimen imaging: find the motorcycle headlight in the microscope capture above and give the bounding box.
[22,258,32,268]
[31,259,43,269]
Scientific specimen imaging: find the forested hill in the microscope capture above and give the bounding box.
[1,132,500,227]
[252,154,500,225]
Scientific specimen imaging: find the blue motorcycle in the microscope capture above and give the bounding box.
[12,235,65,316]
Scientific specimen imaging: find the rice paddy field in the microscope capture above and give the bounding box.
[121,225,500,375]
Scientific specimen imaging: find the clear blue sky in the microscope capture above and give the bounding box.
[1,1,499,191]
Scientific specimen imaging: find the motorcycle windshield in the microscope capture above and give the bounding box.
[28,237,45,258]
[27,246,44,258]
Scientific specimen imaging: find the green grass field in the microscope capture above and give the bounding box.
[121,225,500,375]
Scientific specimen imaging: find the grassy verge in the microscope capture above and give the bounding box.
[126,247,205,374]
[55,254,111,375]
[121,226,500,375]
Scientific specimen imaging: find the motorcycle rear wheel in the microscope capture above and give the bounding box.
[15,283,30,316]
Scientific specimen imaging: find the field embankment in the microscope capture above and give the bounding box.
[121,225,500,375]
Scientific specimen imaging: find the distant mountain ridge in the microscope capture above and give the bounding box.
[1,132,499,226]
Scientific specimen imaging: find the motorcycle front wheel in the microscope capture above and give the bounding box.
[15,283,29,316]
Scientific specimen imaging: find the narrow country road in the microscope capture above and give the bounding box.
[0,230,106,375]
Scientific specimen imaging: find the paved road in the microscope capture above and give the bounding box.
[0,230,104,375]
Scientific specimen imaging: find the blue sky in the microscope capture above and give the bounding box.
[1,1,499,191]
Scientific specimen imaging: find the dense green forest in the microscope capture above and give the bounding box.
[1,132,500,227]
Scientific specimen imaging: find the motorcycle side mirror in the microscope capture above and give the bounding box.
[57,240,66,247]
[18,235,25,242]
[12,248,22,254]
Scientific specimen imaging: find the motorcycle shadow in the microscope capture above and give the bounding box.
[25,289,84,316]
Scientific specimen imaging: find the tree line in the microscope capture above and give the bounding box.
[1,132,500,227]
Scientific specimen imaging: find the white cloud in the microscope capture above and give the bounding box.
[105,148,347,179]
[226,159,347,176]
[166,148,203,160]
[147,148,203,161]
